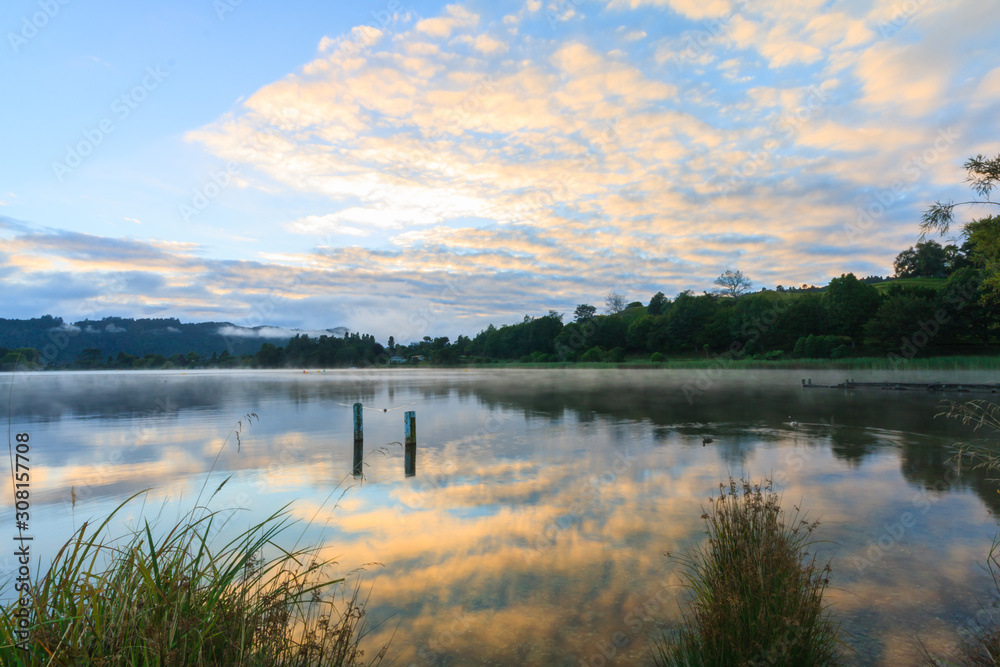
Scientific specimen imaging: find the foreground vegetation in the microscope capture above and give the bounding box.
[0,417,384,666]
[654,478,842,666]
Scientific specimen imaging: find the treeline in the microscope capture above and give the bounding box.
[451,275,991,364]
[444,236,998,364]
[4,228,999,371]
[0,345,248,372]
[0,316,279,361]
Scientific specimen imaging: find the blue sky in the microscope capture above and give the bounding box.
[1,0,998,342]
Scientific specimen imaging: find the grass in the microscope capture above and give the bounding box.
[872,277,949,293]
[0,413,387,666]
[653,477,842,667]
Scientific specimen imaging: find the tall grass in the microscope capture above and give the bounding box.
[0,413,387,666]
[654,477,842,667]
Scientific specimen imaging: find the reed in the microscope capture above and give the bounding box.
[0,413,386,666]
[654,477,842,666]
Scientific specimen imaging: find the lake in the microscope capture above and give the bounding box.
[4,368,1000,665]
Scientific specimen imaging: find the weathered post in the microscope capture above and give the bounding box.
[404,410,416,477]
[353,403,363,477]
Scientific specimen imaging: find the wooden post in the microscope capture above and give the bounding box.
[353,403,363,477]
[404,411,416,477]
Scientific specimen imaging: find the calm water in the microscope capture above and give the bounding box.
[4,368,1000,665]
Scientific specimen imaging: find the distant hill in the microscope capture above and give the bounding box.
[0,315,349,366]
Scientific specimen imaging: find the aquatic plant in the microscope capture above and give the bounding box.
[654,477,842,666]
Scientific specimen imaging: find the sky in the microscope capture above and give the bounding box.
[1,0,998,343]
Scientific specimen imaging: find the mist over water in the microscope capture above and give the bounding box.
[4,368,1000,665]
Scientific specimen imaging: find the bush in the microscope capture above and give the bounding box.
[608,347,626,363]
[792,334,852,359]
[654,478,840,666]
[580,346,604,362]
[651,352,666,363]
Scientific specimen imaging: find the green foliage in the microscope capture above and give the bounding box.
[863,290,937,353]
[824,274,882,341]
[0,348,42,371]
[965,215,1000,310]
[580,346,604,362]
[574,304,597,322]
[650,352,666,362]
[654,478,840,667]
[893,240,951,278]
[872,277,947,293]
[792,335,852,359]
[627,315,656,352]
[648,292,668,316]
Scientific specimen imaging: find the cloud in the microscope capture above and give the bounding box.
[7,0,988,341]
[217,325,350,339]
[606,0,733,20]
[473,33,507,55]
[415,4,479,38]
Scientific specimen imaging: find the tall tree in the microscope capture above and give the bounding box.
[713,270,752,299]
[892,240,948,277]
[604,292,627,314]
[824,273,882,343]
[574,304,597,322]
[648,291,667,316]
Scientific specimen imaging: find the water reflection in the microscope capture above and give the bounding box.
[3,369,1000,665]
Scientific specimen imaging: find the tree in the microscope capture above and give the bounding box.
[892,240,948,278]
[713,270,752,299]
[824,273,882,343]
[921,152,1000,310]
[921,153,1000,236]
[574,304,597,322]
[863,292,937,353]
[648,291,667,316]
[387,335,395,353]
[604,292,627,314]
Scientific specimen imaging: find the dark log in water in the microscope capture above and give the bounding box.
[801,378,1000,393]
